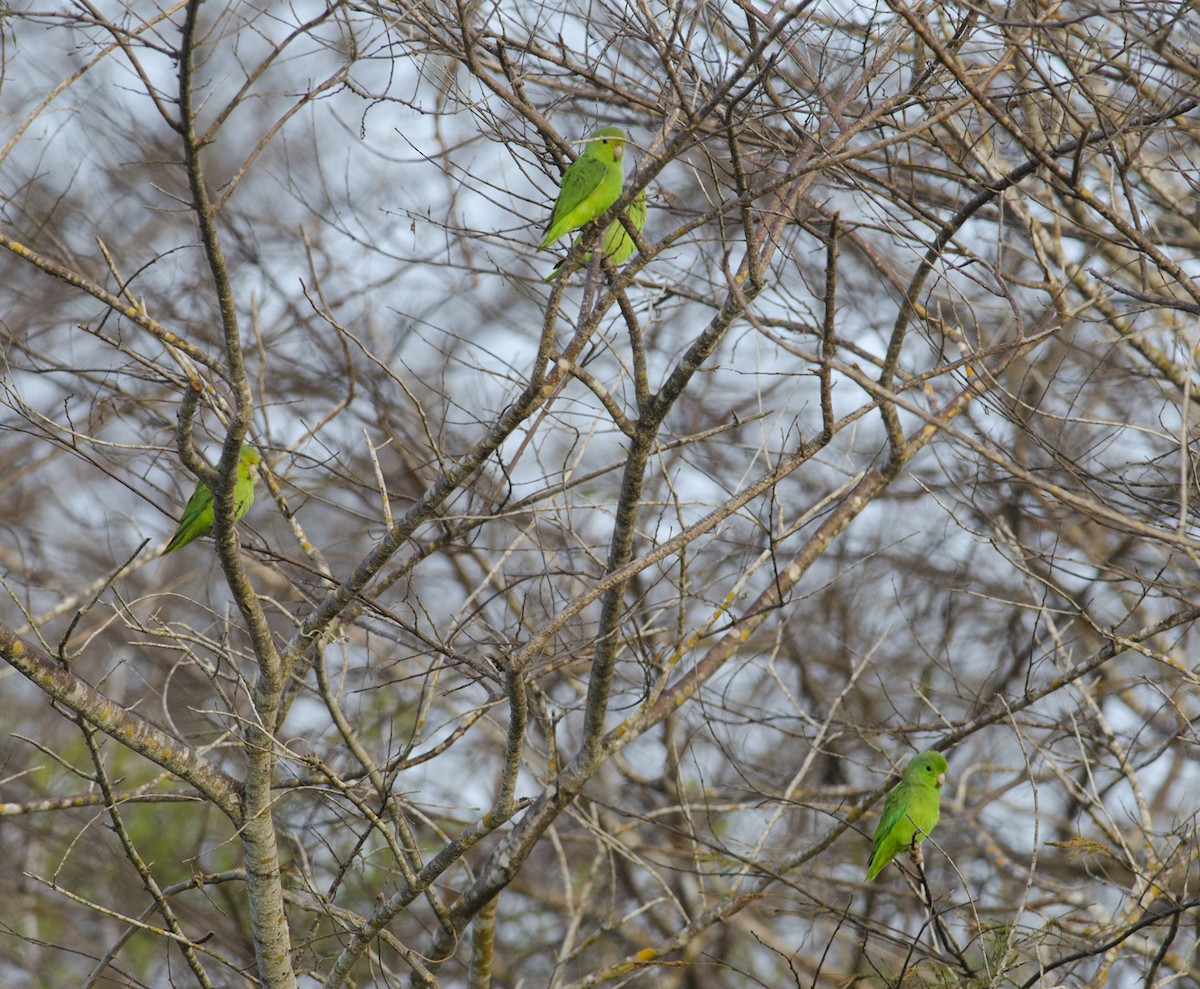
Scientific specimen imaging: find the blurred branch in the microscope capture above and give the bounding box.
[0,230,226,378]
[0,623,241,817]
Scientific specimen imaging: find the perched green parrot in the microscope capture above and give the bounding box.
[164,444,261,554]
[539,126,627,249]
[865,750,948,881]
[548,188,646,279]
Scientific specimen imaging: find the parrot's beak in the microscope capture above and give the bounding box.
[614,143,624,162]
[936,771,946,786]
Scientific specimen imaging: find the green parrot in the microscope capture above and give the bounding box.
[164,444,261,553]
[548,188,646,280]
[865,750,948,881]
[539,126,627,249]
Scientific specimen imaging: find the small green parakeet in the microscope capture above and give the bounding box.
[539,126,627,249]
[548,188,646,279]
[865,750,948,881]
[164,444,261,553]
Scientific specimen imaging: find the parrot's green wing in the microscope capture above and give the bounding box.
[164,481,216,553]
[874,785,915,850]
[539,127,626,249]
[547,189,647,280]
[865,783,917,880]
[164,444,260,554]
[540,157,610,247]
